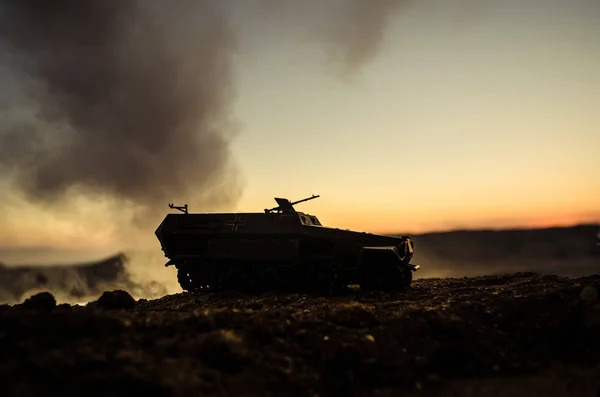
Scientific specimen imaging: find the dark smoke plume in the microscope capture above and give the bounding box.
[246,0,409,76]
[0,0,241,218]
[0,0,407,227]
[323,0,409,76]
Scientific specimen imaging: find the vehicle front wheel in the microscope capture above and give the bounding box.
[402,267,413,287]
[177,267,215,292]
[359,263,406,292]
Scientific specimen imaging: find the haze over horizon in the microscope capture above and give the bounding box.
[0,0,598,266]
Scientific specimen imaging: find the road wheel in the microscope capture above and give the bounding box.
[177,266,217,292]
[222,267,251,292]
[253,268,280,292]
[381,265,405,292]
[177,267,199,292]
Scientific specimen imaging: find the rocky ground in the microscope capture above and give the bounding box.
[2,272,600,397]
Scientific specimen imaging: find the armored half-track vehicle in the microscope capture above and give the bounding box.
[155,195,420,293]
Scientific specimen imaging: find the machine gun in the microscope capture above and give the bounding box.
[264,194,320,214]
[168,203,189,214]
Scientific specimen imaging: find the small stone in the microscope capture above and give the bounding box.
[22,292,56,311]
[331,302,377,328]
[426,373,441,382]
[246,302,263,310]
[96,290,136,310]
[580,286,598,305]
[198,329,248,373]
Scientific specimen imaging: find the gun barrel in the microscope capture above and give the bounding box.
[290,194,320,205]
[264,194,319,214]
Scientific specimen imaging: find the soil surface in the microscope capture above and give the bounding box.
[2,272,600,397]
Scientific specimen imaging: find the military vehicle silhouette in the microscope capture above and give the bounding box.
[155,195,420,293]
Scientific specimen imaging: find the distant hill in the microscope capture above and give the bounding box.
[401,224,600,278]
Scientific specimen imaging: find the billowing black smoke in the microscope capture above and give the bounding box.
[0,0,408,226]
[0,0,241,219]
[322,0,408,76]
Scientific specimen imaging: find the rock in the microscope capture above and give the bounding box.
[95,290,136,310]
[580,286,598,306]
[198,329,248,373]
[330,302,377,328]
[21,292,56,311]
[246,301,264,310]
[583,304,600,330]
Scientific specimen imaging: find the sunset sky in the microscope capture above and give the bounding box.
[230,0,600,232]
[0,0,599,264]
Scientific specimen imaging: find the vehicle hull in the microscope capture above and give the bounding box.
[155,205,419,293]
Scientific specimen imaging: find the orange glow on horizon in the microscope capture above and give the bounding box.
[314,205,600,235]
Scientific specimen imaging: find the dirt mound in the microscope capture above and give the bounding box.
[0,253,168,304]
[0,254,130,302]
[2,272,600,396]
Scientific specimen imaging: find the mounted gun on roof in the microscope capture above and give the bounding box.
[168,203,188,214]
[264,194,320,214]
